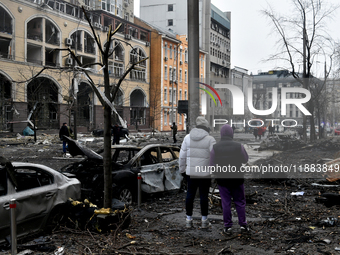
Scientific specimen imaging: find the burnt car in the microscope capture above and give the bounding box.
[92,127,129,139]
[0,160,81,245]
[60,137,183,205]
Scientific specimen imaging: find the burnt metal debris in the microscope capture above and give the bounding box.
[259,132,306,151]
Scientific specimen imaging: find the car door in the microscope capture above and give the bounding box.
[7,167,57,238]
[160,147,182,191]
[138,147,165,193]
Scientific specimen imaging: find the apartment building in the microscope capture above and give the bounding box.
[251,70,304,125]
[0,0,150,132]
[140,0,231,129]
[135,18,206,132]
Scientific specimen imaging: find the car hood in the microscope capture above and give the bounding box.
[64,136,103,160]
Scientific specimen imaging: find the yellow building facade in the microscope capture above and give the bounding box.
[0,0,150,133]
[135,18,206,133]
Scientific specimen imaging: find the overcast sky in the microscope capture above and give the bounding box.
[134,0,340,75]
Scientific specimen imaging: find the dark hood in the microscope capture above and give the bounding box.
[220,124,234,138]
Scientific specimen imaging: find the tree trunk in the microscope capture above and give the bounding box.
[103,60,113,209]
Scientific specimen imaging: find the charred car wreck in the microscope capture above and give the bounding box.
[61,137,183,205]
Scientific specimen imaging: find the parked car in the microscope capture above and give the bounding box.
[0,160,81,245]
[334,127,340,135]
[60,137,183,205]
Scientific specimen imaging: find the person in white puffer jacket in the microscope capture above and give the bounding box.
[179,116,216,229]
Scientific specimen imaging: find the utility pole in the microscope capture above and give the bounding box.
[187,0,200,130]
[302,26,307,142]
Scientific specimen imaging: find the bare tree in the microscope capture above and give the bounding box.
[262,0,338,141]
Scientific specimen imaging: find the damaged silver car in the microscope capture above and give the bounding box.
[0,160,81,245]
[61,137,183,205]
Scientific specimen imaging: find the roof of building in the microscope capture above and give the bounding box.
[135,17,180,42]
[211,4,230,30]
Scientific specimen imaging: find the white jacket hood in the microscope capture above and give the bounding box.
[189,128,209,141]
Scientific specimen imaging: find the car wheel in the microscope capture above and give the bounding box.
[117,186,134,205]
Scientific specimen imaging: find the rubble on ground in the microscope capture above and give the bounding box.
[259,132,306,151]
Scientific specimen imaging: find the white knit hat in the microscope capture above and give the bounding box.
[196,116,209,128]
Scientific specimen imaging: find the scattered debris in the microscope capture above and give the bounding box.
[66,198,131,232]
[23,126,34,136]
[259,133,306,151]
[317,217,338,227]
[291,191,304,196]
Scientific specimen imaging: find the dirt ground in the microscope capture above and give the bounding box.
[1,131,340,254]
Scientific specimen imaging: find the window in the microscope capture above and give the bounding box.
[180,49,182,61]
[185,49,188,62]
[173,68,176,81]
[201,56,204,68]
[164,66,168,80]
[172,111,176,123]
[179,69,182,82]
[179,89,182,100]
[164,88,167,102]
[27,17,61,66]
[173,89,176,103]
[168,4,173,11]
[161,147,174,163]
[170,45,172,59]
[169,88,172,103]
[164,43,168,57]
[168,19,173,26]
[164,111,167,125]
[102,0,107,10]
[169,67,172,81]
[14,168,53,192]
[185,90,187,100]
[174,46,177,60]
[185,70,187,83]
[140,149,159,165]
[129,48,147,81]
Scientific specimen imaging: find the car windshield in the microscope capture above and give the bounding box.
[113,148,141,165]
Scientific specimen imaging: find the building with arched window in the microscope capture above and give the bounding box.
[0,0,150,132]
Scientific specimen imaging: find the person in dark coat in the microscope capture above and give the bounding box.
[253,127,258,140]
[170,122,178,143]
[112,124,121,145]
[59,123,73,154]
[210,124,249,235]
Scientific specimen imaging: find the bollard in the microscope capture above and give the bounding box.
[137,173,142,208]
[10,199,17,255]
